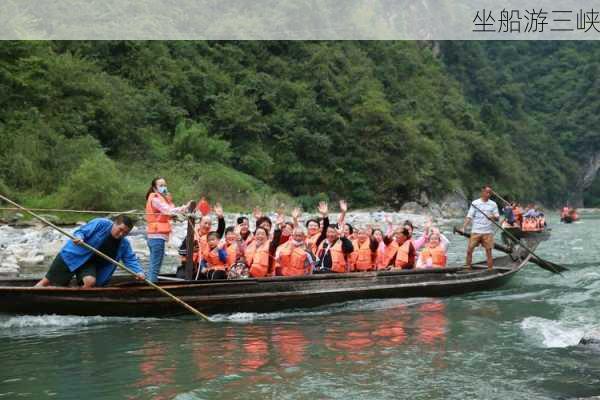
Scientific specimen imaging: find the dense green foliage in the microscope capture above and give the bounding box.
[0,41,598,211]
[441,41,600,206]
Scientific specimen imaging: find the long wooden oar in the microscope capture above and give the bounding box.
[490,189,511,206]
[468,201,567,275]
[0,194,212,321]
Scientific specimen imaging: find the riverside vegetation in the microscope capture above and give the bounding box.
[1,41,600,215]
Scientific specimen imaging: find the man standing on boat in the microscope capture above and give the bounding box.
[463,186,499,271]
[35,215,145,288]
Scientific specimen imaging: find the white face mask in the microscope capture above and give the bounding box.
[292,239,304,246]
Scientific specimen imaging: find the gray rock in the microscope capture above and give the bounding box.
[438,189,468,218]
[400,201,425,214]
[579,337,600,346]
[38,214,61,224]
[418,191,430,206]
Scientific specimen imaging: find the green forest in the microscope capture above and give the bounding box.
[1,41,599,212]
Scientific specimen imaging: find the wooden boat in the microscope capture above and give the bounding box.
[560,208,578,223]
[0,230,546,317]
[0,256,533,317]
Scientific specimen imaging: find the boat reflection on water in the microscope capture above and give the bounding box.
[129,299,449,397]
[132,340,178,400]
[271,326,310,367]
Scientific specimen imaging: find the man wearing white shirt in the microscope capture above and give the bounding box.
[463,186,499,270]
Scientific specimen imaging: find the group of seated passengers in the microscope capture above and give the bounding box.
[501,202,546,231]
[176,201,450,281]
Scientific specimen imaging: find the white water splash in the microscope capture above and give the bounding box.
[0,314,114,329]
[0,314,165,339]
[210,297,432,323]
[520,317,588,348]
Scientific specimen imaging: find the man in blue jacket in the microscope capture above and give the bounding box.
[35,215,145,288]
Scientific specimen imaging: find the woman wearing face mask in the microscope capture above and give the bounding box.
[145,177,190,282]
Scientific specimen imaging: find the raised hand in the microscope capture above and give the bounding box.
[339,199,348,213]
[317,201,328,217]
[253,206,263,220]
[384,213,393,225]
[291,207,301,227]
[275,209,285,227]
[291,207,301,220]
[214,203,224,218]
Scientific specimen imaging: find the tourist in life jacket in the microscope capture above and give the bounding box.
[237,216,254,246]
[244,227,272,278]
[223,226,244,267]
[275,228,316,276]
[463,185,499,270]
[399,219,430,251]
[372,228,388,270]
[305,201,330,254]
[253,206,273,234]
[523,204,539,219]
[416,232,448,269]
[191,203,225,263]
[561,205,570,220]
[35,215,145,288]
[429,227,449,251]
[349,226,379,272]
[513,202,524,226]
[383,227,416,270]
[145,177,191,282]
[199,231,228,280]
[315,224,354,273]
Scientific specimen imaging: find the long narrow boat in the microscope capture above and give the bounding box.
[0,230,546,317]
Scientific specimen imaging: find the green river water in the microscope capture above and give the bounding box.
[1,212,599,399]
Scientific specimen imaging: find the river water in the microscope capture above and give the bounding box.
[1,212,599,399]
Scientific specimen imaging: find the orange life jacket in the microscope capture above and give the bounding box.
[522,218,537,232]
[375,246,387,270]
[307,232,321,254]
[203,247,227,271]
[246,241,271,278]
[145,193,174,234]
[242,232,254,247]
[225,241,239,267]
[350,239,375,271]
[384,240,413,269]
[317,240,347,273]
[514,207,523,224]
[419,246,447,268]
[277,241,311,276]
[189,228,211,263]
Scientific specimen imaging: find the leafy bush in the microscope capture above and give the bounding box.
[173,121,232,164]
[57,152,125,210]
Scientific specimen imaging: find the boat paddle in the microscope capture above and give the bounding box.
[490,189,511,207]
[0,194,212,322]
[468,201,567,275]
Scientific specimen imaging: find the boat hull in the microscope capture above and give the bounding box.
[0,256,527,317]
